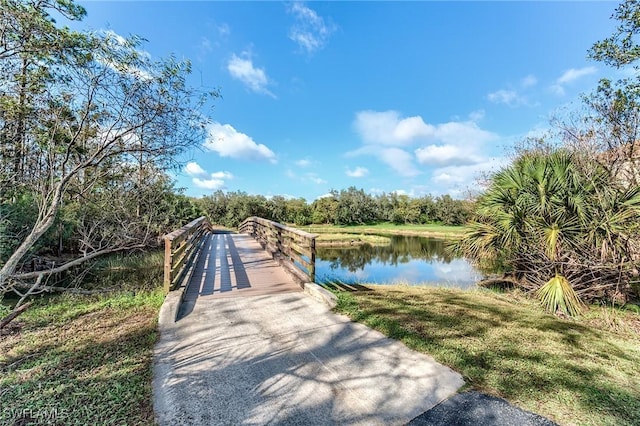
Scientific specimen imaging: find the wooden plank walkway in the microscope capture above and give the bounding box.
[178,232,301,319]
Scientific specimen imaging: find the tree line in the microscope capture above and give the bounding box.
[197,188,472,228]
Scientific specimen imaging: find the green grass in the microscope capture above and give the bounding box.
[328,284,640,426]
[315,233,391,246]
[299,222,469,239]
[0,256,164,426]
[81,250,164,292]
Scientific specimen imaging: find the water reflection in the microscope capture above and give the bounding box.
[316,235,482,289]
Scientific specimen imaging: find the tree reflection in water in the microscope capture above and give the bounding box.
[316,236,481,288]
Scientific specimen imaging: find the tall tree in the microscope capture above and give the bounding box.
[0,0,213,295]
[561,0,640,186]
[334,187,376,225]
[589,0,640,69]
[0,0,88,190]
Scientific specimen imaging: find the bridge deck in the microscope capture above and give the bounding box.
[156,230,464,425]
[178,232,301,318]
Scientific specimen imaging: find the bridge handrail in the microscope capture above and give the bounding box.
[163,216,210,293]
[239,217,317,282]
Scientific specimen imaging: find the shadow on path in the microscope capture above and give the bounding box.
[177,233,299,320]
[155,292,464,425]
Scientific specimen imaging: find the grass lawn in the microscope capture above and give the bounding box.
[328,284,640,426]
[1,283,163,425]
[298,222,469,239]
[315,233,391,246]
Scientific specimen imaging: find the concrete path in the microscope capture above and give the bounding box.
[153,233,464,425]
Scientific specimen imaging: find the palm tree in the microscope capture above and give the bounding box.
[460,150,640,314]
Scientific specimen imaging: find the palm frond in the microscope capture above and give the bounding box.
[536,274,585,317]
[544,223,561,261]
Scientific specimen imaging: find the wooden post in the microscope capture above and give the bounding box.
[277,227,283,259]
[309,237,316,283]
[163,237,172,294]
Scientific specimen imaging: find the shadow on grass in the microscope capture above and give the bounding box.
[0,308,158,425]
[322,280,372,293]
[332,288,640,426]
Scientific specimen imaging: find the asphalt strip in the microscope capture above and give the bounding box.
[408,391,558,426]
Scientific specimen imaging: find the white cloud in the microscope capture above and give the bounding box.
[488,74,539,107]
[379,147,421,177]
[432,121,496,146]
[487,89,535,107]
[353,110,434,146]
[556,66,597,84]
[227,53,275,97]
[94,127,137,147]
[346,166,369,178]
[487,89,521,106]
[403,185,432,197]
[266,193,298,201]
[287,2,336,55]
[469,110,485,122]
[522,74,537,87]
[218,23,230,37]
[523,124,552,140]
[346,145,420,177]
[307,173,327,184]
[286,169,326,185]
[430,156,510,195]
[415,145,482,166]
[432,172,456,183]
[204,122,277,163]
[295,159,312,167]
[199,37,212,54]
[316,192,335,200]
[193,177,226,190]
[351,110,499,177]
[184,162,234,191]
[185,161,208,178]
[210,171,234,179]
[551,66,598,96]
[353,110,496,147]
[196,37,215,62]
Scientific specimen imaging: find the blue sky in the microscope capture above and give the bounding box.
[73,1,623,201]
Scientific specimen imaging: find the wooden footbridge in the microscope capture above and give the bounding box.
[162,216,317,313]
[154,216,466,425]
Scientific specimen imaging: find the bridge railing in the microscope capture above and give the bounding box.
[163,216,210,293]
[239,216,317,283]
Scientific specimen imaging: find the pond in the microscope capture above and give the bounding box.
[315,235,484,289]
